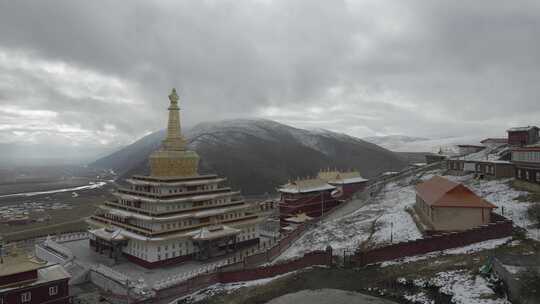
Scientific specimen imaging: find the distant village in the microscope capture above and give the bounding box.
[1,91,540,304]
[440,126,540,183]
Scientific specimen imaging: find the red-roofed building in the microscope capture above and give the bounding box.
[414,176,496,232]
[278,178,339,226]
[278,170,369,226]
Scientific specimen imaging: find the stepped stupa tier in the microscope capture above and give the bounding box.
[87,89,262,268]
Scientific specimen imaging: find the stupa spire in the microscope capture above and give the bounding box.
[162,88,186,151]
[149,88,200,177]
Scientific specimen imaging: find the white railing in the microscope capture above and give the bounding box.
[91,264,130,283]
[153,259,229,290]
[44,236,74,260]
[53,232,89,243]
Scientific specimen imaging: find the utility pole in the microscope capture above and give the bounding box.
[0,236,4,264]
[126,279,132,304]
[321,192,325,219]
[390,222,394,244]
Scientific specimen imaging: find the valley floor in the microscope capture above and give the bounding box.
[0,184,112,242]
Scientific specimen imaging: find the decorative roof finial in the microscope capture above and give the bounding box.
[169,88,179,105]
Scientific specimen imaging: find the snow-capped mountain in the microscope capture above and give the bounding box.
[91,119,408,194]
[363,135,430,151]
[363,135,483,154]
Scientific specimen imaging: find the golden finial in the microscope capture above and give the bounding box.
[169,88,179,105]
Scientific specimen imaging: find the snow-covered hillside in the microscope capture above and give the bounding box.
[189,119,375,157]
[402,269,508,304]
[277,172,433,260]
[278,169,540,261]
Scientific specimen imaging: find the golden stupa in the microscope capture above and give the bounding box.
[149,88,200,177]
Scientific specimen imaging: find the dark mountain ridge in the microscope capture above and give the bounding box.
[91,119,408,195]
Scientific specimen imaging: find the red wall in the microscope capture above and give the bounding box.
[280,182,367,225]
[151,249,332,302]
[0,269,37,287]
[340,182,368,199]
[219,251,330,283]
[280,190,339,221]
[353,214,513,266]
[1,278,70,304]
[508,131,537,146]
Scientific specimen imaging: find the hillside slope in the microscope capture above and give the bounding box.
[91,119,407,194]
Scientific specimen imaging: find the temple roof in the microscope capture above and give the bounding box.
[126,176,225,187]
[89,227,126,242]
[98,203,250,222]
[0,253,45,279]
[115,189,240,203]
[326,176,369,185]
[416,176,496,209]
[278,178,336,194]
[318,170,358,179]
[507,126,539,132]
[279,170,368,194]
[88,216,262,242]
[187,225,240,241]
[130,174,219,182]
[1,264,69,292]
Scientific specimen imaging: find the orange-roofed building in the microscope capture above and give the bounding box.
[414,176,496,232]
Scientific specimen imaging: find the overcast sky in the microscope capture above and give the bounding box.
[1,0,540,160]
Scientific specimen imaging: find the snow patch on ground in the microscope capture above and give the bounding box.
[177,270,298,303]
[430,270,506,304]
[404,291,434,304]
[445,237,512,255]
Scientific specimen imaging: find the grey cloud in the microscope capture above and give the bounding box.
[1,0,540,158]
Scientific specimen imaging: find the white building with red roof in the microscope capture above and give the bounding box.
[414,176,496,232]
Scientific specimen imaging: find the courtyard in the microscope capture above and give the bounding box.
[62,236,273,287]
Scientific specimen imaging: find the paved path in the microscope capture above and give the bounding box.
[266,289,398,304]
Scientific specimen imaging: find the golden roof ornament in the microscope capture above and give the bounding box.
[149,88,200,177]
[169,88,179,105]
